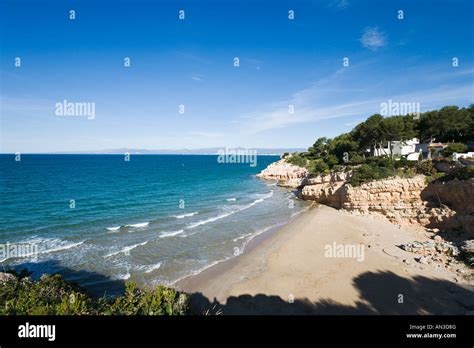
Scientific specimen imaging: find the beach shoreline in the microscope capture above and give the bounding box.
[176,204,474,315]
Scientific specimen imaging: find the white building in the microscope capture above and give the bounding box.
[372,138,420,158]
[453,152,474,161]
[390,138,419,156]
[415,142,448,159]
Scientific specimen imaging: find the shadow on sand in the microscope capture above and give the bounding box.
[188,270,474,315]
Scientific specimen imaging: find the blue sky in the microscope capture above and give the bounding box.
[1,0,473,152]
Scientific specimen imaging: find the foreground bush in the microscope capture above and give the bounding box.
[0,272,188,315]
[414,160,437,176]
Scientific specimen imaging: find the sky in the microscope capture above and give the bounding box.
[0,0,473,153]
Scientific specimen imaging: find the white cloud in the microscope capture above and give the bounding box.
[191,74,204,81]
[239,67,474,135]
[360,27,387,50]
[329,0,350,10]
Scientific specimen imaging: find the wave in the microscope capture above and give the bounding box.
[106,221,150,232]
[187,191,274,230]
[226,198,236,202]
[258,190,274,199]
[170,225,276,285]
[104,241,148,258]
[232,233,253,242]
[140,262,162,273]
[157,221,285,287]
[0,237,85,262]
[115,272,131,280]
[159,229,185,238]
[173,212,198,219]
[126,222,150,229]
[187,211,235,229]
[169,259,228,286]
[242,225,274,246]
[37,240,85,255]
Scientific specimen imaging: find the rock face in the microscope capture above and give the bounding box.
[341,176,428,225]
[300,172,350,208]
[256,159,309,188]
[257,159,474,235]
[339,176,474,236]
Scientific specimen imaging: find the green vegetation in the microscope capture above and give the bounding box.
[286,105,473,186]
[0,271,188,315]
[439,166,474,182]
[443,143,469,157]
[417,106,474,143]
[286,153,308,168]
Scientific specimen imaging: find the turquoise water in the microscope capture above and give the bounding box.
[0,155,307,294]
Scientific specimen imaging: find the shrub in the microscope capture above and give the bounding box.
[394,157,416,169]
[349,163,395,186]
[414,160,437,176]
[307,159,329,174]
[396,168,416,179]
[323,154,339,168]
[348,154,365,165]
[443,143,468,157]
[106,282,188,315]
[286,153,307,167]
[425,172,445,184]
[365,156,396,170]
[0,273,94,315]
[0,272,188,315]
[439,166,474,182]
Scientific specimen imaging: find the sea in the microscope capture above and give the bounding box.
[0,154,308,295]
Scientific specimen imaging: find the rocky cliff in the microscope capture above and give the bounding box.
[256,159,309,188]
[258,159,474,236]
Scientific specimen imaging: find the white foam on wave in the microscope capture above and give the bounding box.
[187,191,274,230]
[126,222,150,229]
[242,225,274,246]
[104,241,148,258]
[141,262,163,273]
[232,233,253,242]
[290,205,310,218]
[107,221,150,232]
[115,272,131,280]
[0,237,86,262]
[226,198,236,202]
[159,229,185,238]
[38,240,85,255]
[187,211,235,229]
[259,190,274,199]
[170,221,283,286]
[169,259,228,286]
[173,212,198,219]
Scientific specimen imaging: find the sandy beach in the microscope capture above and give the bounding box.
[177,204,474,314]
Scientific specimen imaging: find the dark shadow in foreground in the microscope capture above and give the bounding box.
[2,259,126,297]
[188,270,474,315]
